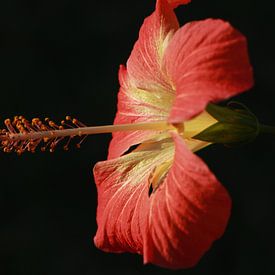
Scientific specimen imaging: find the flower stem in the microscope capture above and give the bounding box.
[259,124,275,136]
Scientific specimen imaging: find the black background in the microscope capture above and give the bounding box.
[1,0,275,274]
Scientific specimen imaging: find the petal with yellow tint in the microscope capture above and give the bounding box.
[127,0,178,91]
[109,0,178,159]
[94,133,231,269]
[94,138,174,254]
[108,65,173,159]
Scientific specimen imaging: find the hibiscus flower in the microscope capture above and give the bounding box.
[93,0,253,269]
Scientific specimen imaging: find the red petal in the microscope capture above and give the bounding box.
[94,139,174,254]
[108,0,179,159]
[93,134,231,269]
[167,0,191,9]
[144,133,231,268]
[163,19,254,123]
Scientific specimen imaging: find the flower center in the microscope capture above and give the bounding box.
[148,160,172,196]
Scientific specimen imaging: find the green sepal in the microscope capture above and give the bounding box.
[206,103,255,125]
[194,103,260,145]
[194,122,256,144]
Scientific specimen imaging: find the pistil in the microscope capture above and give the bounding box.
[0,116,176,154]
[3,121,175,142]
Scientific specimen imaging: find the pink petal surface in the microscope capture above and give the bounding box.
[163,19,254,123]
[94,133,231,269]
[144,133,231,268]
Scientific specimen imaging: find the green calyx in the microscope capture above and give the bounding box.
[193,102,260,145]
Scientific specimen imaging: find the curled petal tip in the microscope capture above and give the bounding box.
[167,0,191,9]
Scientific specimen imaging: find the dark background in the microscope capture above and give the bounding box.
[0,0,275,274]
